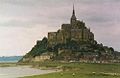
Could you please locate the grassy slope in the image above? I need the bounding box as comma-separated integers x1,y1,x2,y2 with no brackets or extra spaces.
22,63,120,78
0,63,17,67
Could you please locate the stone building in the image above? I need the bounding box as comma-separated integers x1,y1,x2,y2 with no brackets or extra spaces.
33,52,54,62
48,5,94,47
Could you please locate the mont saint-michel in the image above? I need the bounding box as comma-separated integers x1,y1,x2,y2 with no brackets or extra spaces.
20,5,120,63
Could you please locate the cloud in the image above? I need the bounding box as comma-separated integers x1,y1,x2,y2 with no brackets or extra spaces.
76,0,120,4
0,25,59,56
0,0,120,56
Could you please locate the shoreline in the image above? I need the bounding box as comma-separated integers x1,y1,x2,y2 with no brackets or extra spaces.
20,63,120,78
0,64,58,78
1,62,120,78
0,62,17,67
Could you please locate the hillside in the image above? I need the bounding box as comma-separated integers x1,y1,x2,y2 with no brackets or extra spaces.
19,5,120,63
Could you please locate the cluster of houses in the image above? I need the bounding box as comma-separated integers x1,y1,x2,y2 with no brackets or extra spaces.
22,50,120,63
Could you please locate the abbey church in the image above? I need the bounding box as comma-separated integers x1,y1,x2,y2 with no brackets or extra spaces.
48,5,94,47
20,5,120,63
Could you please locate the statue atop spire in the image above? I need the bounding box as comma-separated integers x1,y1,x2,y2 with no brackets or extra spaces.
73,4,75,16
71,3,77,26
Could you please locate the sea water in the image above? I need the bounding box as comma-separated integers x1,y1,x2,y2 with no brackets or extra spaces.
0,56,22,63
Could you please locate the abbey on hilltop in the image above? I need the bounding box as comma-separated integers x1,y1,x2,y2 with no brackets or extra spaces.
48,5,94,47
19,5,120,63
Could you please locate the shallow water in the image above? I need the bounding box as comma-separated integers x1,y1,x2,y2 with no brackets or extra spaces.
0,66,56,78
0,56,22,63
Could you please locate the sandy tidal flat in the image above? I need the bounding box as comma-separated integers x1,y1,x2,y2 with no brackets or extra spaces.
0,66,56,78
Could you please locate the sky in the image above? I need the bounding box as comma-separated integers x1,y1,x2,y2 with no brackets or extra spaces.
0,0,120,56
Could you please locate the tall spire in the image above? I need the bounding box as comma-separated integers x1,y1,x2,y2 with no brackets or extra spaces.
72,4,75,16
71,3,76,24
71,3,76,19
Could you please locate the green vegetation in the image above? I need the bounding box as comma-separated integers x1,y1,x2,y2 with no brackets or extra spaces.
21,62,120,78
0,63,17,67
24,37,48,58
20,35,118,62
19,36,117,63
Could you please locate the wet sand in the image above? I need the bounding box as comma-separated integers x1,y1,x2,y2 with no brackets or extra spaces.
0,66,57,78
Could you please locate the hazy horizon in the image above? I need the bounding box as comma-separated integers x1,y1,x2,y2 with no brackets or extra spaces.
0,0,120,56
